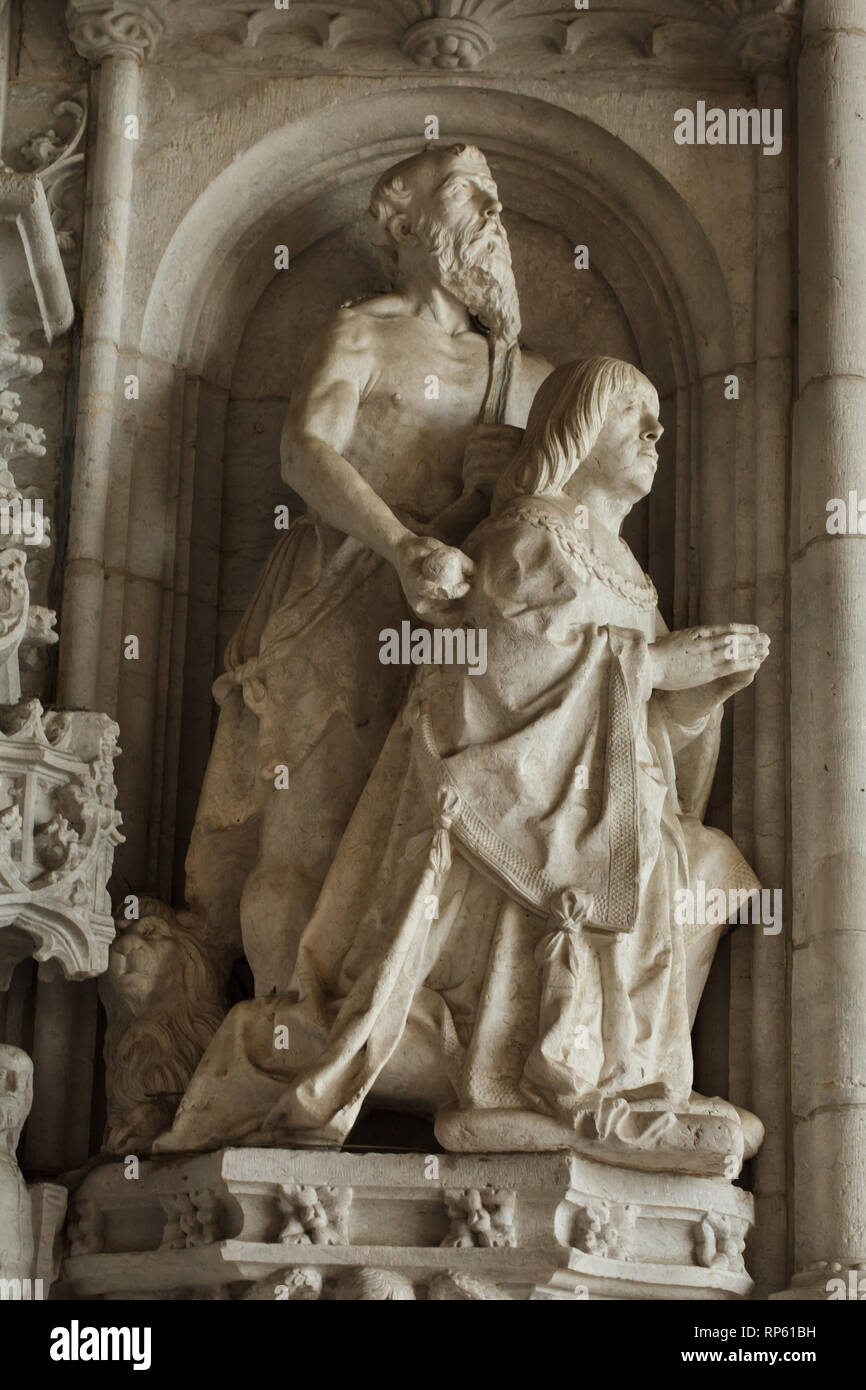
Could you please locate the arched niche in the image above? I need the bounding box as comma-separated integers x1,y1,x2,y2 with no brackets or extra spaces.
112,87,739,945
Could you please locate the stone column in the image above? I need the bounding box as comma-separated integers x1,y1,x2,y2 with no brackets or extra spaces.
726,6,798,1300
784,0,866,1298
0,0,10,151
58,1,162,711
22,2,162,1174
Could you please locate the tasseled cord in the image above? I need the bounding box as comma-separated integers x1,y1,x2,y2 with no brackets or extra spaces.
521,886,598,1115
535,887,593,976
416,787,461,932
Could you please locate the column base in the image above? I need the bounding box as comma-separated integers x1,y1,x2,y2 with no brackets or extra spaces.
771,1262,866,1301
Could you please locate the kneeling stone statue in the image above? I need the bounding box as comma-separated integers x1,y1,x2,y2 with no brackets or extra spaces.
0,1044,66,1292
156,358,768,1178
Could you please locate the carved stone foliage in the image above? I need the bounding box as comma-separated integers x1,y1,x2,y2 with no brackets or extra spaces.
17,91,88,262
0,336,41,394
0,551,31,707
441,1187,516,1249
693,1212,748,1273
0,699,123,989
132,0,801,74
243,1265,503,1298
571,1200,639,1260
160,1191,224,1249
277,1183,351,1246
66,1,164,63
0,337,54,705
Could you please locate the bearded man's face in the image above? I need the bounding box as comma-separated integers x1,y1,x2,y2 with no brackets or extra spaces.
408,161,522,344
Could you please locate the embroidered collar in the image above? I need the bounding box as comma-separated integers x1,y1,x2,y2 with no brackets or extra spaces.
491,499,658,610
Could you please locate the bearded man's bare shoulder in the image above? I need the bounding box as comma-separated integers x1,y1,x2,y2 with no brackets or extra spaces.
312,296,415,360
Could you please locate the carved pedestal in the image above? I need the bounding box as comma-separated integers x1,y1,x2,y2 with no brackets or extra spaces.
0,700,123,987
58,1148,756,1301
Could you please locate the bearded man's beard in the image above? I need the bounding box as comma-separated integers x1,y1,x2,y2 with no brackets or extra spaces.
417,214,522,344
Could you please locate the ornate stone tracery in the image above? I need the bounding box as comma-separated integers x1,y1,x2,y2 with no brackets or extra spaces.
0,337,123,997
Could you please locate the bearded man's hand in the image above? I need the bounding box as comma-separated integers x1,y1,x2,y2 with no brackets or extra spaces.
393,534,474,620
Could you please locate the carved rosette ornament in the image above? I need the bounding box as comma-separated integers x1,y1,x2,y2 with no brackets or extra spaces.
65,0,164,63
401,17,495,70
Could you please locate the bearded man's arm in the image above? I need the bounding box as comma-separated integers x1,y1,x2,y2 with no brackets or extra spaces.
281,309,407,559
280,308,474,617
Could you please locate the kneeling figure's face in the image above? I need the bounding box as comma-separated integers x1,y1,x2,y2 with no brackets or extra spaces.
585,379,663,502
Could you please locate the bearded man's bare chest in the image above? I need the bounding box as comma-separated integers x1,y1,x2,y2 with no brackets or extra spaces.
346,323,490,517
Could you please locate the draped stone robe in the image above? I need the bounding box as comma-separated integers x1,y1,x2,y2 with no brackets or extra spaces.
0,1149,34,1279
159,493,759,1154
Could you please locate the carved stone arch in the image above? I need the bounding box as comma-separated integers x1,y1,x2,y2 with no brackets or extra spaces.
115,85,738,902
